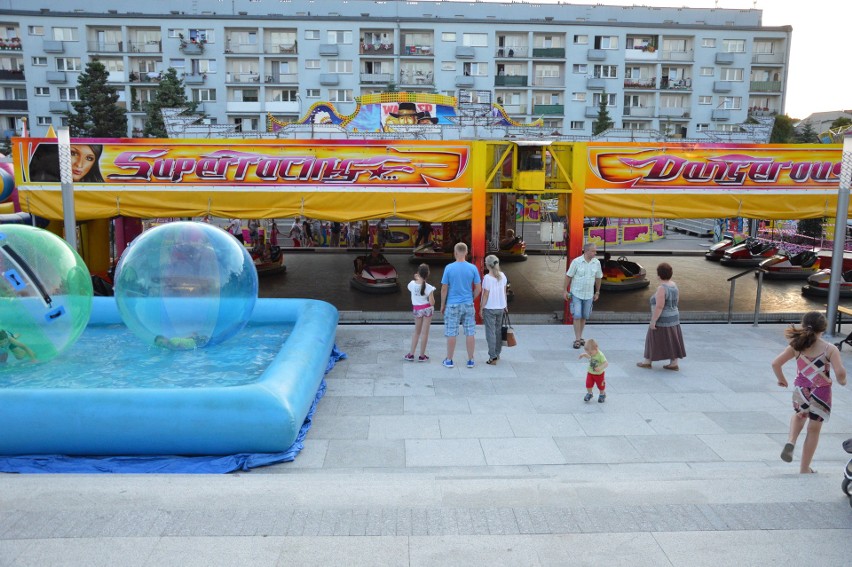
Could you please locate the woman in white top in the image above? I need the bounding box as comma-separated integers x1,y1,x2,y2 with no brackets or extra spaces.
480,255,508,365
405,263,436,362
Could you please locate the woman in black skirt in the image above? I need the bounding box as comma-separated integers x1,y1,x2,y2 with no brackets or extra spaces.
636,262,686,371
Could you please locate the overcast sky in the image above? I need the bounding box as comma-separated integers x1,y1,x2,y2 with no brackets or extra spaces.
485,0,849,119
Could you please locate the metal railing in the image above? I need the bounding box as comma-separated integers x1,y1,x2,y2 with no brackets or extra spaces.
727,267,765,325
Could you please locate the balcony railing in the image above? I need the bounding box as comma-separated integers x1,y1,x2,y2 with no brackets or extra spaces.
660,77,692,90
265,42,298,54
623,78,656,89
659,49,693,62
128,40,162,53
658,107,689,118
586,77,606,90
399,71,433,85
533,104,564,115
713,81,733,93
225,41,261,54
624,45,658,60
46,71,67,83
749,80,782,92
624,105,655,117
49,101,70,113
499,104,526,114
0,40,23,51
226,72,261,83
455,75,475,88
183,73,206,85
43,40,64,53
0,100,27,111
712,108,731,121
265,73,298,84
751,52,784,64
532,76,564,87
0,69,25,81
360,72,392,84
495,46,527,58
401,44,434,56
359,42,393,55
179,42,204,55
87,41,124,53
587,49,606,61
129,72,162,83
495,75,528,87
715,52,735,65
455,46,475,59
532,47,565,58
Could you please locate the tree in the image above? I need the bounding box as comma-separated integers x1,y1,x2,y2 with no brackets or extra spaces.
769,114,795,143
142,68,198,138
67,60,127,137
830,116,852,130
592,91,613,135
796,218,823,239
795,121,820,144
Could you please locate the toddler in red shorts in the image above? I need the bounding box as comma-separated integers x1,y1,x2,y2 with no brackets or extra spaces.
579,338,608,403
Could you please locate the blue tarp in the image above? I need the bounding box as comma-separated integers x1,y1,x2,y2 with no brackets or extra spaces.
0,345,346,474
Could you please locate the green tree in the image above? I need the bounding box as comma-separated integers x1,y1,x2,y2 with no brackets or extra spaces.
830,116,852,130
797,218,823,239
592,92,613,135
795,121,820,144
769,114,795,143
142,68,198,138
67,60,127,137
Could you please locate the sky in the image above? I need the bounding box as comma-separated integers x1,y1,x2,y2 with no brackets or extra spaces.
499,0,850,119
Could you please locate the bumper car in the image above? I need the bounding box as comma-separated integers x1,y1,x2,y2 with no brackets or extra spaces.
351,257,399,294
705,233,746,261
600,255,650,292
410,241,454,265
801,269,852,298
252,246,287,276
495,240,528,262
758,250,818,280
720,239,778,267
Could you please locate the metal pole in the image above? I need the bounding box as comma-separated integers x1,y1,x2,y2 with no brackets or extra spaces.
826,135,852,338
57,127,77,251
727,279,736,324
754,270,764,326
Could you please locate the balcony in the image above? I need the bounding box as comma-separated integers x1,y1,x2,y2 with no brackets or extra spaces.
532,76,563,87
0,100,27,111
751,52,784,65
128,40,162,53
360,72,392,84
401,45,433,56
495,75,528,87
43,40,64,53
499,104,526,114
399,71,433,86
319,44,339,56
0,69,24,81
226,102,261,113
455,75,475,88
225,41,261,54
749,80,782,92
658,107,689,118
455,46,475,59
623,105,655,117
586,77,606,90
0,39,22,51
713,81,733,93
623,78,656,89
624,45,658,61
532,47,565,58
46,71,67,83
359,42,393,55
265,101,299,113
183,73,206,85
586,49,606,61
496,46,527,58
660,77,692,90
659,49,693,62
106,71,126,83
226,72,261,84
266,42,298,54
179,42,204,55
87,41,124,53
712,108,731,121
129,72,162,83
748,107,777,117
49,101,70,113
584,106,601,118
715,52,735,65
319,74,339,86
266,73,298,84
533,104,564,115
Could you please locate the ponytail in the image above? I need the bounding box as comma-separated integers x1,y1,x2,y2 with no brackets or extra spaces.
417,263,430,296
785,310,827,352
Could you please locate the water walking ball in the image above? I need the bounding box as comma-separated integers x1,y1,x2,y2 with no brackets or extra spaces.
0,224,93,367
0,163,14,203
114,221,258,349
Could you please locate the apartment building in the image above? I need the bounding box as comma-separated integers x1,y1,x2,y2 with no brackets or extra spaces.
0,0,791,139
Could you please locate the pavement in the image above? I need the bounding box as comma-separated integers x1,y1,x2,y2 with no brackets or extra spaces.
2,322,851,566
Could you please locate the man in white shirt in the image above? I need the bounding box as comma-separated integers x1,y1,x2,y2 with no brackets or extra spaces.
563,242,602,349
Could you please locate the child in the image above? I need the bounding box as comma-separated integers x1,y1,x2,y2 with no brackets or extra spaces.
771,311,847,474
405,263,435,362
0,330,37,363
579,338,608,402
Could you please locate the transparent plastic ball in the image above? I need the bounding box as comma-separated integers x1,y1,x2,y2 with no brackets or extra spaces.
114,221,258,349
0,224,93,367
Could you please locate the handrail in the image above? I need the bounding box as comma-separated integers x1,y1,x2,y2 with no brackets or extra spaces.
726,267,765,325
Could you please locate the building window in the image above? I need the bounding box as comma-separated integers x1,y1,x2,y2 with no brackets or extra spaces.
235,88,259,102
306,89,320,98
56,58,82,71
305,30,320,40
572,92,586,102
305,59,320,69
572,64,587,74
269,89,297,102
36,116,52,126
623,121,646,130
169,58,185,68
31,56,47,66
722,39,745,53
701,38,716,48
168,29,182,38
696,123,710,131
328,59,352,73
592,93,616,107
700,67,714,77
573,34,588,45
441,61,456,71
327,31,353,45
721,68,743,81
195,59,217,73
535,64,560,78
52,27,78,42
462,62,488,76
698,95,712,105
594,36,618,49
192,88,216,102
27,25,43,36
135,89,156,104
720,96,742,110
441,32,456,42
462,33,487,47
232,117,258,132
753,40,774,54
189,29,213,43
570,121,585,130
59,87,79,101
329,89,353,102
34,87,50,96
593,65,618,79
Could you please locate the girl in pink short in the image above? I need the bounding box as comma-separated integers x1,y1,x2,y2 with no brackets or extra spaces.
405,263,435,362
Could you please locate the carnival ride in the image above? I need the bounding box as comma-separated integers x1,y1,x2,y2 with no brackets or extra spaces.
758,250,819,280
705,233,747,261
719,238,779,267
599,254,650,292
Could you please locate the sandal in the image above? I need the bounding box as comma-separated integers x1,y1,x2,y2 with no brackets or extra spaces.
780,443,794,463
579,339,585,346
486,358,497,365
636,362,652,369
573,340,582,349
663,364,679,371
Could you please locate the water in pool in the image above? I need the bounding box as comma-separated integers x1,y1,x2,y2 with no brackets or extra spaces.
0,323,293,389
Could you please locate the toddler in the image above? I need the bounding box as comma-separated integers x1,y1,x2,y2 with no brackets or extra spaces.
579,338,608,402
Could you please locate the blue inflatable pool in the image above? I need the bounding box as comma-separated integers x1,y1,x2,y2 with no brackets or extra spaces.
0,297,338,456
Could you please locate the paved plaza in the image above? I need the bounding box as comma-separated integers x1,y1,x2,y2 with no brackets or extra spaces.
1,321,851,566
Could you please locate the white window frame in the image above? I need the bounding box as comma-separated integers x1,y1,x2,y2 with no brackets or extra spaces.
721,68,744,81
168,29,182,38
52,27,78,42
59,87,79,102
34,86,50,96
305,30,320,40
593,65,618,79
572,92,586,102
441,32,456,42
592,93,616,107
329,89,353,102
462,33,487,47
573,34,588,45
698,95,712,105
570,121,585,130
441,61,456,71
328,59,352,74
327,30,353,45
56,57,82,71
306,88,320,98
36,116,52,126
28,25,43,36
305,59,320,69
722,39,745,53
572,64,587,74
192,88,216,102
720,96,742,110
700,67,714,77
701,38,716,48
596,36,618,50
31,56,47,66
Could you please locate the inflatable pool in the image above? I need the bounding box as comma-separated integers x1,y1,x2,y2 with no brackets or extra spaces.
0,297,338,456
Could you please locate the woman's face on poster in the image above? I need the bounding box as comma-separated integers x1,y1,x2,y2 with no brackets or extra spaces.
70,145,97,181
